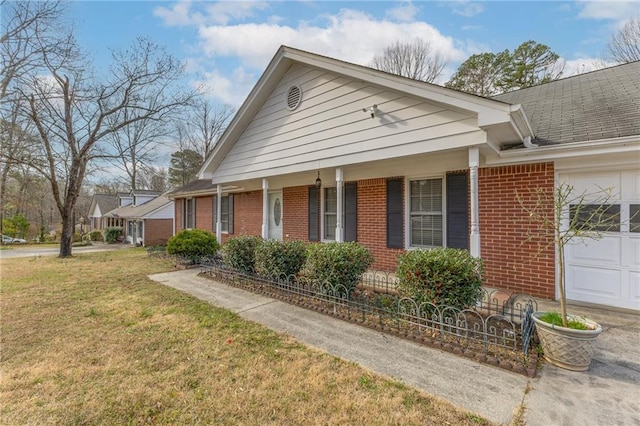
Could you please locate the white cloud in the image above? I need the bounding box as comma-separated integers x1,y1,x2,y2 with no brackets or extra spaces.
154,0,198,27
562,57,616,76
444,1,485,18
203,1,269,25
160,5,469,107
385,1,420,22
154,0,270,26
197,8,465,72
577,0,640,21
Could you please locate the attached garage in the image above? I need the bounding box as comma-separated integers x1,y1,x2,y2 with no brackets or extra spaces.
560,169,640,311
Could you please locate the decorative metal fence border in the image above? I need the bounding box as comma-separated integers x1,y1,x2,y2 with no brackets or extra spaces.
192,258,539,377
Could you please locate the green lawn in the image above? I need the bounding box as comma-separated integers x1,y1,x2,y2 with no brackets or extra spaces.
0,249,492,425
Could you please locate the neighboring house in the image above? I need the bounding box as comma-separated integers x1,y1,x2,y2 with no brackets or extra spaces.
169,46,639,311
88,193,122,231
104,191,174,246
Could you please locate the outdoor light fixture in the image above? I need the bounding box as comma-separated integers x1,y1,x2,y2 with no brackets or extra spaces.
362,104,378,119
315,171,322,188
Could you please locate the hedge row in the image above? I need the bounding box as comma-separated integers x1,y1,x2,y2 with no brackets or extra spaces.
166,230,484,309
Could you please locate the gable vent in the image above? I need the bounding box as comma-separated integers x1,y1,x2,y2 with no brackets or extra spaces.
286,85,302,110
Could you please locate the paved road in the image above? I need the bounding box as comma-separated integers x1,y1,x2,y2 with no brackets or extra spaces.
0,243,133,259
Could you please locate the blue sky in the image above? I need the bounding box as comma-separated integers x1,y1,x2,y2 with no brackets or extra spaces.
68,1,640,109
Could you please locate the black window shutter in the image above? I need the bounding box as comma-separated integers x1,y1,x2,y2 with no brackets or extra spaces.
228,194,234,235
308,186,319,241
386,178,403,248
182,199,187,229
344,182,357,242
446,173,469,249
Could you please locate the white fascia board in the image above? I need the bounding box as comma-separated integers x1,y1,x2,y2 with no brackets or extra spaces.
211,130,486,184
484,136,640,166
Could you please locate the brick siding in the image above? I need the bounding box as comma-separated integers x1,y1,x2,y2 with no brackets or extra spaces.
143,219,173,246
478,162,555,299
357,178,405,271
283,186,309,240
229,190,262,243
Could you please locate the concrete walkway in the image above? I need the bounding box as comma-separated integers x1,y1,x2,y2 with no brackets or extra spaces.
149,269,640,426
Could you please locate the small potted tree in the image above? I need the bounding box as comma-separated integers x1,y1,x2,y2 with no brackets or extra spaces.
517,182,618,371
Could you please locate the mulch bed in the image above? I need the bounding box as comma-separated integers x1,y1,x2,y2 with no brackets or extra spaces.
200,267,540,377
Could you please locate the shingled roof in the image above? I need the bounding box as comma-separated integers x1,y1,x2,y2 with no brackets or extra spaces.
493,61,640,146
166,179,217,197
90,193,118,216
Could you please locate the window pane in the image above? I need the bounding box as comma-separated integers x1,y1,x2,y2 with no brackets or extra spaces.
570,204,620,233
324,188,337,240
221,196,229,233
186,199,195,228
409,178,443,247
631,205,640,233
324,188,337,213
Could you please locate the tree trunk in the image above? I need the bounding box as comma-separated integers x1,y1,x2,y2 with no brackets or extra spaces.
59,209,74,257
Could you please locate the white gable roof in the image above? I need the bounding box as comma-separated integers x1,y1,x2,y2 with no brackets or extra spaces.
200,46,532,184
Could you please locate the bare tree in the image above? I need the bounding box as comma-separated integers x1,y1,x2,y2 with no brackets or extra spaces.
1,0,65,101
17,34,194,257
369,39,447,83
184,97,234,159
607,16,640,64
101,108,172,190
137,165,169,192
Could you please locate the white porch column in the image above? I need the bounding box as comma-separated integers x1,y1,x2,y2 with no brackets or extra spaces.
261,178,269,240
335,168,344,242
216,184,222,243
468,146,481,257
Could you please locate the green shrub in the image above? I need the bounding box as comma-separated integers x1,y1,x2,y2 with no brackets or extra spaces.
222,235,263,273
90,230,103,242
305,242,374,291
166,229,220,261
104,227,122,243
395,248,484,309
255,239,307,279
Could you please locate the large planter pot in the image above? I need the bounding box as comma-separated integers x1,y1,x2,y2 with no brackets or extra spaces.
532,312,602,371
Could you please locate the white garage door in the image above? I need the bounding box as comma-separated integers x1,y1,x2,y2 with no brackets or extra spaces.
561,170,640,311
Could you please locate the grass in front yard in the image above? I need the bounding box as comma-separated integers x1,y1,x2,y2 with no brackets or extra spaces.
1,249,492,425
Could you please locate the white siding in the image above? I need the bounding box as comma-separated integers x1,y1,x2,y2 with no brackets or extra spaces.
146,203,174,220
213,64,479,182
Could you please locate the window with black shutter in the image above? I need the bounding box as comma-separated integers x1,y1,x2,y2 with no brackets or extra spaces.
308,186,320,241
386,178,403,248
344,182,357,242
446,173,469,249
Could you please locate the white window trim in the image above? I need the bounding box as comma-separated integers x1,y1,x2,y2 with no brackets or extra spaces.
321,186,338,242
404,175,447,250
184,198,195,230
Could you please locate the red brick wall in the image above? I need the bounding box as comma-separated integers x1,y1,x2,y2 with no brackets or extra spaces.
478,162,555,299
143,219,173,246
195,196,214,232
229,191,262,243
283,186,309,241
358,178,405,271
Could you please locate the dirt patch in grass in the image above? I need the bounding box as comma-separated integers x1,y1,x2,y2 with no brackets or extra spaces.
1,249,493,425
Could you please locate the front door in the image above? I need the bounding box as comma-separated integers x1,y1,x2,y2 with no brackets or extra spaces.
268,191,283,240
